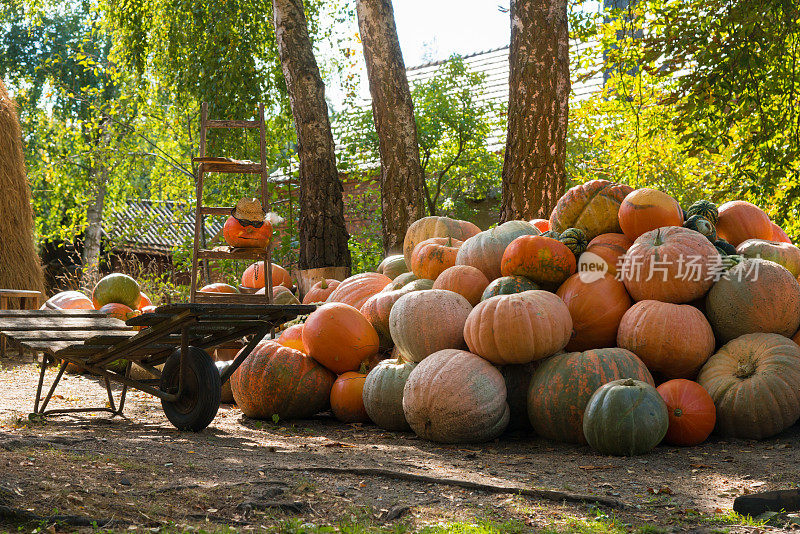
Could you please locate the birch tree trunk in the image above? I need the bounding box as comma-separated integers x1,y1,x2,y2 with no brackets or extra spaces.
273,0,351,270
81,119,109,288
499,0,570,222
356,0,425,254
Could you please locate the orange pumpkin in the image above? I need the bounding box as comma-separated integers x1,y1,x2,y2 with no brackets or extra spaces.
409,237,463,280
327,272,392,309
584,233,632,275
41,291,94,310
360,278,432,348
771,222,792,243
302,302,380,374
199,283,239,293
277,324,305,352
230,340,334,420
431,265,489,306
618,188,684,240
656,379,716,446
530,219,550,232
715,200,772,246
464,290,572,365
617,300,715,379
403,216,481,267
455,221,539,280
330,372,370,423
241,261,292,289
500,235,576,286
302,279,341,304
223,216,272,249
137,292,153,310
556,273,631,352
621,226,719,303
99,303,137,322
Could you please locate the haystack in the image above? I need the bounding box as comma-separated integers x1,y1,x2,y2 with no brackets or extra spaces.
0,78,45,296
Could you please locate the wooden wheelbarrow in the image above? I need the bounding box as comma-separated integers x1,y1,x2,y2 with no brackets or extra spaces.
0,303,314,431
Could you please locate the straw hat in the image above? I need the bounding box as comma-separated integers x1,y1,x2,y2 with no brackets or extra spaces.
232,198,266,226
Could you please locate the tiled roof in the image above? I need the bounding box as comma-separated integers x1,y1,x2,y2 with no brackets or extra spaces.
103,199,224,254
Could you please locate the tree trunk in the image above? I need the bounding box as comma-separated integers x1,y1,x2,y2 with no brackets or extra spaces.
81,120,109,289
273,0,351,270
356,0,425,254
499,0,570,222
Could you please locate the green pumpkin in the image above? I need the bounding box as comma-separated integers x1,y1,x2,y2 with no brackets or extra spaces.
540,230,561,239
714,239,737,256
686,199,719,225
558,228,588,257
376,255,409,280
383,272,418,291
481,276,540,301
683,215,717,242
582,378,668,456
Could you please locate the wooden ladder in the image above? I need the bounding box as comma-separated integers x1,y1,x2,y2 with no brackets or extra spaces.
189,102,274,305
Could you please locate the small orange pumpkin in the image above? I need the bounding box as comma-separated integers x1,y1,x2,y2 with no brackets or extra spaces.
303,302,380,374
431,265,489,306
241,262,292,289
199,283,239,294
277,324,305,352
302,279,341,304
618,188,684,240
99,303,137,322
330,372,370,423
530,219,550,232
410,237,463,280
500,235,576,286
137,292,153,310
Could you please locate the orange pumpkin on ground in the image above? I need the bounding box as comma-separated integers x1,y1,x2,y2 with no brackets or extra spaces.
621,226,719,303
556,273,631,352
409,237,463,280
530,219,550,232
223,216,272,249
277,324,305,352
656,379,716,446
617,300,715,379
500,235,576,286
403,216,481,267
584,233,632,275
618,188,684,240
330,372,370,423
549,179,634,240
302,279,341,304
464,290,572,365
41,291,94,310
241,262,292,289
230,340,334,420
715,200,772,246
326,272,392,309
302,302,380,374
199,283,239,294
771,222,792,243
432,265,489,306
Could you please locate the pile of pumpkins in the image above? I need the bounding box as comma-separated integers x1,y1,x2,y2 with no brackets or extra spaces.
43,273,154,319
230,179,800,456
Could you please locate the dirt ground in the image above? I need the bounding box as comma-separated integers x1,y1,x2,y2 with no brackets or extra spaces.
1,351,798,533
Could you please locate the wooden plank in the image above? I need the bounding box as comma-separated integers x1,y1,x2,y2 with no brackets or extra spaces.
194,292,271,305
0,289,42,298
8,329,134,342
196,247,269,260
0,309,104,318
84,333,181,346
198,161,263,174
203,119,261,129
19,340,90,353
198,206,234,217
155,303,316,316
0,317,127,331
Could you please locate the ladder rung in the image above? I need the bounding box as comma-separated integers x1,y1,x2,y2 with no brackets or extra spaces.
199,162,264,174
197,248,270,260
205,119,262,129
198,206,234,216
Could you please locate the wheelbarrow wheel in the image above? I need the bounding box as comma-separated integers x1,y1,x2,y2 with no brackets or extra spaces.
160,346,221,431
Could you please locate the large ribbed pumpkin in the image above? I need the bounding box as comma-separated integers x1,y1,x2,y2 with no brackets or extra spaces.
715,200,772,246
464,291,572,365
410,237,463,280
360,278,433,348
230,341,335,420
403,349,509,443
454,220,540,280
617,300,715,379
583,378,668,456
656,379,716,446
376,254,409,279
302,279,340,304
527,348,654,444
403,216,481,267
327,272,392,310
302,302,380,374
705,258,800,343
556,273,631,352
736,239,800,277
362,358,417,431
500,235,577,286
481,275,539,301
697,333,800,439
92,273,141,309
618,188,684,241
241,261,292,289
621,226,718,303
432,265,489,306
584,233,632,275
549,180,634,240
389,290,473,362
42,291,95,310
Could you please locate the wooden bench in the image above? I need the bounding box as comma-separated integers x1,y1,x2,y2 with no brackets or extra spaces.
0,289,43,358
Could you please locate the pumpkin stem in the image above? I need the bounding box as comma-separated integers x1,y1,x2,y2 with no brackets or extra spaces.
673,407,683,417
735,359,758,379
320,279,329,289
622,378,637,387
653,229,663,246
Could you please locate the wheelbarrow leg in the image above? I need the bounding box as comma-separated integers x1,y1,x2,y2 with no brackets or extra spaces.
39,360,68,413
115,361,131,416
104,376,117,413
33,355,49,414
